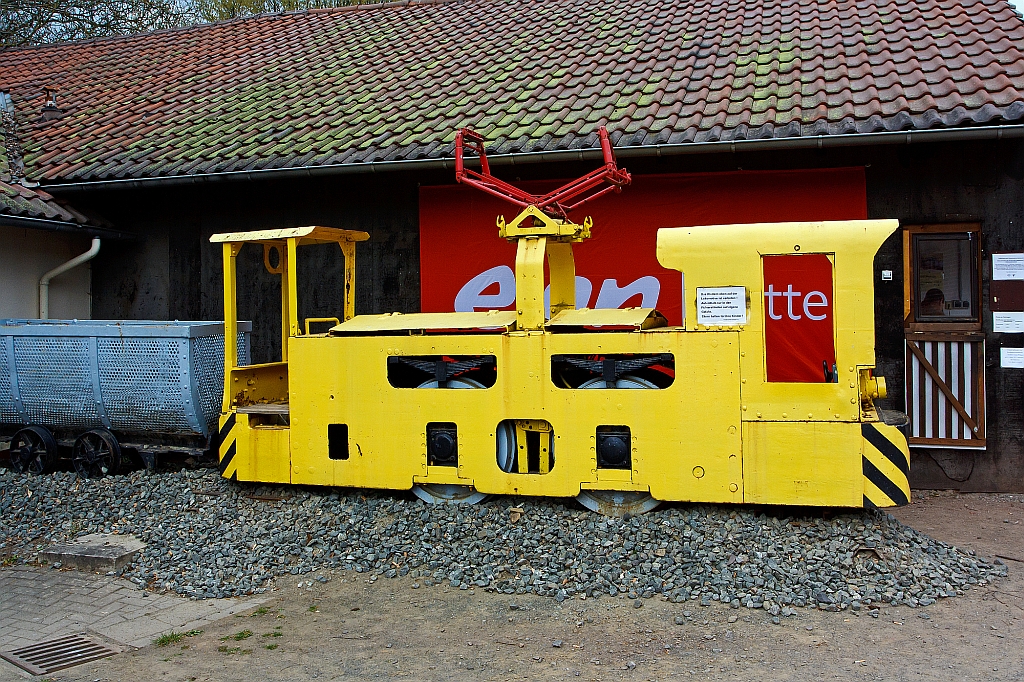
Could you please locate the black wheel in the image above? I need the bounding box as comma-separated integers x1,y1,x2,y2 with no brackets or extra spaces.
8,426,58,475
72,429,122,478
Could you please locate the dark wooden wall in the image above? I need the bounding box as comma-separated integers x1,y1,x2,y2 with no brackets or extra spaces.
85,174,422,364
61,138,1024,492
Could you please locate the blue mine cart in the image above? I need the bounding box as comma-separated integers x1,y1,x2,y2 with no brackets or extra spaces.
0,320,250,477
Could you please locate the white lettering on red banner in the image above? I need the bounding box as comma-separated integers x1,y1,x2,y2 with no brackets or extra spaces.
455,271,661,315
762,254,837,383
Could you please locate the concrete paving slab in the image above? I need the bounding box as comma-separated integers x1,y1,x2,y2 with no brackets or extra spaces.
39,533,146,573
0,566,267,652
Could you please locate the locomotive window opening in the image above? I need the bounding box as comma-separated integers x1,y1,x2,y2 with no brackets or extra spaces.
387,355,496,388
550,354,674,389
328,424,349,460
496,419,555,474
912,233,978,323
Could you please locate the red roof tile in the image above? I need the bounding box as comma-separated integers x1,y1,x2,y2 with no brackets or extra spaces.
0,178,102,225
0,0,1023,184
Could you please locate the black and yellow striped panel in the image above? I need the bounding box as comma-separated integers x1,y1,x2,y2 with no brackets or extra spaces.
861,422,910,508
218,412,239,481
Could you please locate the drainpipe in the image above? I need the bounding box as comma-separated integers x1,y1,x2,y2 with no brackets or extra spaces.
38,237,101,319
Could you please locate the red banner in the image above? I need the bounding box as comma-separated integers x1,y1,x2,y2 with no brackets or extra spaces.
762,254,837,383
419,168,866,325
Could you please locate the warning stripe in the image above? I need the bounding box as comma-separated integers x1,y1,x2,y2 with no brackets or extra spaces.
218,413,235,444
862,422,909,476
219,441,237,475
861,422,911,508
218,413,238,478
863,457,908,506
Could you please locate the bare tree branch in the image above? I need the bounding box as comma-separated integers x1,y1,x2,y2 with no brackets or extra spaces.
2,0,379,46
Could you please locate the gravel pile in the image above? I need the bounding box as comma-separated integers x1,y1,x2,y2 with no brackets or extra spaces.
0,467,1007,614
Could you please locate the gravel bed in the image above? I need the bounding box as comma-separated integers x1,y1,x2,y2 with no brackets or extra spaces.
0,467,1007,615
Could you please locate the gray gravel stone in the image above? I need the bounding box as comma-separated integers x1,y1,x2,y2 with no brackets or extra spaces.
0,468,1007,604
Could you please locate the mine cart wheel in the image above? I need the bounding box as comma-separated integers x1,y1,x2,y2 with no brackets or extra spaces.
8,426,58,475
72,429,122,478
412,484,488,505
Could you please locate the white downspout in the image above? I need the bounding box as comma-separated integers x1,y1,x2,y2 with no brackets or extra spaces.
39,237,101,319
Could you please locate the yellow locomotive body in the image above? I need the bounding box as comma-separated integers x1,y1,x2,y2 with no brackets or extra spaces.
213,208,910,514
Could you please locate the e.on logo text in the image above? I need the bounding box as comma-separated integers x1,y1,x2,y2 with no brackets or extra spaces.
762,254,837,383
454,265,663,314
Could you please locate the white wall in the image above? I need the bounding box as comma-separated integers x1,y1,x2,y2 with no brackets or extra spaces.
0,225,93,319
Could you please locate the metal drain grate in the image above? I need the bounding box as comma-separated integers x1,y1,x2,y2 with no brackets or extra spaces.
0,634,120,674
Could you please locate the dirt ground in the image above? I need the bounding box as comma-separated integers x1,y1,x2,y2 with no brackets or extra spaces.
35,492,1024,681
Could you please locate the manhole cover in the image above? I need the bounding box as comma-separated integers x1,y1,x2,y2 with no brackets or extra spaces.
0,634,120,674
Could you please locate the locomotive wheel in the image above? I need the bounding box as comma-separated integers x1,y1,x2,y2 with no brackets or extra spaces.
412,376,486,505
576,373,661,390
575,374,661,516
577,490,661,517
8,426,58,475
72,429,122,478
412,484,488,505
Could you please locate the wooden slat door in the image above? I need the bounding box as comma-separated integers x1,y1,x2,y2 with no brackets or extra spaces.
904,333,985,447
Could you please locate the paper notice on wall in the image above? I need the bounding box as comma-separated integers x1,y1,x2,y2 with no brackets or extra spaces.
993,254,1024,280
994,312,1024,333
1001,347,1024,368
696,287,747,326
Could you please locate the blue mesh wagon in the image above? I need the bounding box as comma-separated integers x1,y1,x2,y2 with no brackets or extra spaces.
0,320,250,476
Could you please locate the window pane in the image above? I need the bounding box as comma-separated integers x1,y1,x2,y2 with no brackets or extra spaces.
914,234,976,321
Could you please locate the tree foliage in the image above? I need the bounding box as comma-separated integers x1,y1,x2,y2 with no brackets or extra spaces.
191,0,370,23
2,0,190,46
1,0,375,47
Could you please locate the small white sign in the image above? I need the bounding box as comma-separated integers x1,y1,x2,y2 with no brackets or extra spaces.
993,253,1024,280
696,286,747,326
994,312,1024,333
881,270,893,281
1001,347,1024,368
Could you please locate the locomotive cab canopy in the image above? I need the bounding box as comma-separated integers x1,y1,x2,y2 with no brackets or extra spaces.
211,226,369,414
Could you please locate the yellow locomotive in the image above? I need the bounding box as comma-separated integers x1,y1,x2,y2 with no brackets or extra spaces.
212,128,910,516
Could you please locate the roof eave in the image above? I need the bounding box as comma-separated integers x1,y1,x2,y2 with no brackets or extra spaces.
41,124,1024,193
0,214,135,239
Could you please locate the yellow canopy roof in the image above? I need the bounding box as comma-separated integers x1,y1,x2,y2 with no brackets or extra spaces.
210,225,369,245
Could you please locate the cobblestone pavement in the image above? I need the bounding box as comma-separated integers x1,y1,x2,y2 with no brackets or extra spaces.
0,565,265,679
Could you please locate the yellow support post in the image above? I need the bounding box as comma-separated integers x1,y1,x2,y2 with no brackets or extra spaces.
221,242,242,413
341,239,357,321
278,245,290,362
515,237,547,330
286,237,300,341
546,240,576,316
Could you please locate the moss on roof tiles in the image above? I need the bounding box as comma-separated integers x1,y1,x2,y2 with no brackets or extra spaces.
3,0,1024,182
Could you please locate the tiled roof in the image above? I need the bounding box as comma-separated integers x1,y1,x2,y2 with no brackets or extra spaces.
1,0,1023,183
0,178,103,225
